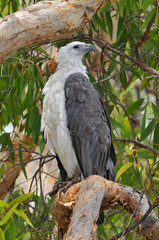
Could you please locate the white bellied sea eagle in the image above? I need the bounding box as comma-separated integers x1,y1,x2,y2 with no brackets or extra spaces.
41,41,116,197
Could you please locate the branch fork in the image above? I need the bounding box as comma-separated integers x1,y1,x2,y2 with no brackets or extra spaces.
51,175,159,240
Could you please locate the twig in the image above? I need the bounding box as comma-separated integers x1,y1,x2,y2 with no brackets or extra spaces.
113,138,159,155
119,193,144,239
93,62,136,84
137,8,157,48
75,35,159,77
109,197,159,240
107,208,125,217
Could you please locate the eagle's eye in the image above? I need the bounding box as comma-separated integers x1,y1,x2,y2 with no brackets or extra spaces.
73,45,79,49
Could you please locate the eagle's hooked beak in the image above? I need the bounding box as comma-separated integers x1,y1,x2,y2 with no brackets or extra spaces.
83,44,96,53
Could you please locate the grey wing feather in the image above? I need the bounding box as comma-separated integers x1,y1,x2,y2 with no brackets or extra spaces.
65,72,116,181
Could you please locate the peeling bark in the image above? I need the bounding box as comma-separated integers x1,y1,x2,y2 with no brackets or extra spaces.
0,0,104,63
51,175,159,240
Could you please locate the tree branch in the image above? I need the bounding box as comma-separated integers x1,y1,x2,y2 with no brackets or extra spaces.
51,175,159,240
109,199,159,240
137,7,157,48
113,138,159,155
78,34,159,77
0,0,104,63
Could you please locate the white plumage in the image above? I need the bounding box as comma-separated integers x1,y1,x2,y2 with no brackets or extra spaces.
41,42,87,178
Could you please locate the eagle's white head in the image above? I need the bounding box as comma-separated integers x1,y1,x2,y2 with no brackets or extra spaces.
42,41,96,94
56,41,96,71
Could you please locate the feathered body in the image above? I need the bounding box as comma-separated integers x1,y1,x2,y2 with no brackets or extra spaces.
41,41,116,183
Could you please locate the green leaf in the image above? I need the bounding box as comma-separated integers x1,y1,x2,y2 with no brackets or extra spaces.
97,224,108,238
125,0,131,14
140,110,146,136
0,134,14,160
119,0,125,17
32,112,41,144
117,143,125,160
19,149,28,179
120,71,127,90
28,105,37,127
0,164,5,182
23,232,31,240
93,13,107,33
1,102,7,111
5,218,16,240
100,4,111,13
127,99,144,115
150,38,159,50
142,8,156,29
8,138,15,161
1,107,8,125
130,67,141,80
111,118,124,129
155,7,158,26
140,77,149,91
0,133,10,145
0,204,18,226
9,192,33,207
0,200,10,209
117,15,123,37
39,138,46,153
139,119,155,142
151,103,159,118
0,228,5,240
21,141,36,148
143,0,150,13
115,162,134,181
108,61,117,74
14,210,34,228
153,122,159,151
116,27,127,48
106,12,113,39
91,17,98,33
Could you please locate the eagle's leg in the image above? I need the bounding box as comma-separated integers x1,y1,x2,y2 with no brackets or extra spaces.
45,181,68,198
46,168,81,198
59,173,81,197
53,181,68,195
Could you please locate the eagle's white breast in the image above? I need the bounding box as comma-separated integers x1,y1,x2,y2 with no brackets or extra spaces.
41,61,87,178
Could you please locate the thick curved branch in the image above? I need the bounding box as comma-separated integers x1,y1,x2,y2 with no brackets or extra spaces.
0,0,104,63
51,175,159,240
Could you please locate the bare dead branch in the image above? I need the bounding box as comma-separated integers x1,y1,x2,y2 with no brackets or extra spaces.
137,7,157,48
0,0,104,63
51,175,159,240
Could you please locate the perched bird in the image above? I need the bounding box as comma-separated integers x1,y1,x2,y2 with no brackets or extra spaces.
41,41,116,197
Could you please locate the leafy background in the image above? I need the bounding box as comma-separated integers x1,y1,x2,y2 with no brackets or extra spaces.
0,0,159,239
